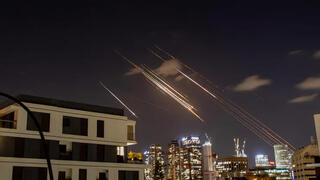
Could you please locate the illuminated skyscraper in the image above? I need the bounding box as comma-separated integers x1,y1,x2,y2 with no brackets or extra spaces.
202,140,215,180
255,154,270,167
274,144,291,169
181,136,202,180
144,144,165,180
167,140,184,180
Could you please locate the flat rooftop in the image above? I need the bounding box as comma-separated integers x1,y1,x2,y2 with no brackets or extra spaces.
1,94,124,116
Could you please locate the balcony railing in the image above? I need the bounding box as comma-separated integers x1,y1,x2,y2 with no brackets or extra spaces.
0,119,17,129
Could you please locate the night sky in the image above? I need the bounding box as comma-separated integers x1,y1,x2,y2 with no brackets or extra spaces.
1,1,320,166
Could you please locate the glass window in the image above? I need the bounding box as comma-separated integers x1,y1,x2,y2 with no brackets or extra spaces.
12,166,47,180
62,116,88,136
97,145,105,161
0,111,16,129
127,125,134,141
97,120,104,138
118,171,139,180
27,112,50,132
117,147,124,156
79,169,87,180
99,171,108,180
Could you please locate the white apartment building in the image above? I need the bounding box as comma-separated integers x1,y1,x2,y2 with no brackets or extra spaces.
0,95,145,180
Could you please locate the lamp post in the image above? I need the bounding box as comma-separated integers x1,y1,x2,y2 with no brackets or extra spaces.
0,92,54,180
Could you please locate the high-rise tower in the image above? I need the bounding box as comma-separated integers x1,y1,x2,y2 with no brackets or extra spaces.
202,136,215,180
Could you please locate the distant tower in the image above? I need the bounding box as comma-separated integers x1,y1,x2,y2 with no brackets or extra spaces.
274,144,291,169
234,138,247,157
255,154,270,167
168,140,183,180
181,136,202,180
144,144,165,180
202,135,215,180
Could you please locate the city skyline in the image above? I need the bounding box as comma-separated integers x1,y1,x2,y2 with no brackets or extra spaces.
1,0,320,167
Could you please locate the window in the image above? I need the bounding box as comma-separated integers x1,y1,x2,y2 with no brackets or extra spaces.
60,144,67,153
97,120,104,138
80,143,88,161
79,169,87,180
117,147,124,156
99,172,108,180
58,171,66,180
127,125,134,141
0,111,16,129
118,171,139,180
62,116,88,136
97,145,105,162
117,146,125,163
12,167,47,180
27,112,50,132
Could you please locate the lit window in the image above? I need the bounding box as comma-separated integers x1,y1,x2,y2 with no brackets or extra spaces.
117,146,124,156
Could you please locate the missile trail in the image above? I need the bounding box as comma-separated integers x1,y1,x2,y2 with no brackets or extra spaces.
149,46,296,150
99,81,138,118
177,70,287,147
141,65,203,122
115,51,203,122
177,69,217,99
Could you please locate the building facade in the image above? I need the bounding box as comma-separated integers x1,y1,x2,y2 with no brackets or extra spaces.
0,95,145,180
144,144,165,180
216,156,248,179
292,137,320,180
247,168,291,180
255,154,270,167
202,140,215,180
314,114,320,153
181,136,202,180
274,144,291,169
167,140,183,180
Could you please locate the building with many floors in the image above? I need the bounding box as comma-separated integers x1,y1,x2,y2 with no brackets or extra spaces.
255,154,270,168
314,114,320,154
216,156,248,179
274,144,292,169
0,95,145,180
292,137,320,180
144,144,165,180
167,140,183,180
181,136,202,180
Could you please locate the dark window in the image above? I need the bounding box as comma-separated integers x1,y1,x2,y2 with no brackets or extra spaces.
97,145,105,162
58,171,66,180
127,125,134,141
99,172,107,180
40,141,50,158
105,145,117,163
60,145,67,153
80,143,88,161
27,112,50,132
14,138,25,157
79,169,87,180
118,171,139,180
63,116,88,136
0,111,16,129
97,120,104,138
59,144,72,160
12,166,47,180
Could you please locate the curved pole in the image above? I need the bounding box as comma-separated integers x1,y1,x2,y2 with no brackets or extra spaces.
0,92,54,180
